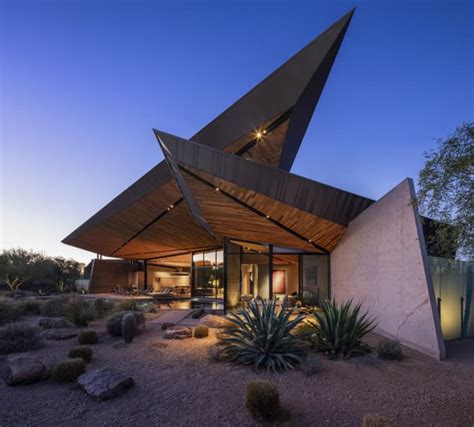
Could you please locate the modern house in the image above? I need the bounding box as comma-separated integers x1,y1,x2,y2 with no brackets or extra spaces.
63,10,473,359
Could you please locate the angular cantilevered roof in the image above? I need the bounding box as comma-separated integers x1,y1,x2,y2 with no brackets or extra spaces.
63,10,362,259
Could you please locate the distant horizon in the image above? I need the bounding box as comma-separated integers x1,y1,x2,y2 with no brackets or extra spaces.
1,0,473,264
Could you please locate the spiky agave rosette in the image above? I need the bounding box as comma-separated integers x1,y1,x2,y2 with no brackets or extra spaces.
220,299,307,371
309,299,377,358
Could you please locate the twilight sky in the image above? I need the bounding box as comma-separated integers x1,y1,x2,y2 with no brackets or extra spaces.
1,0,473,264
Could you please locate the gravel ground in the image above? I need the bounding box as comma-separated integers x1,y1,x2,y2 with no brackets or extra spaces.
0,317,473,427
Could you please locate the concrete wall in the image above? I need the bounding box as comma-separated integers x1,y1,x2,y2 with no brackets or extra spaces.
331,178,446,359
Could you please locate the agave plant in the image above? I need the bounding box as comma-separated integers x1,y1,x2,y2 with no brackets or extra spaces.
221,299,307,371
310,299,376,358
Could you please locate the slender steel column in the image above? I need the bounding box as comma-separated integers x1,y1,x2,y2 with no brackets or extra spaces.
269,244,273,300
143,259,148,291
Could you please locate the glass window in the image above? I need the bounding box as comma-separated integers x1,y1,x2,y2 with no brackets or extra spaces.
191,248,224,300
302,255,329,306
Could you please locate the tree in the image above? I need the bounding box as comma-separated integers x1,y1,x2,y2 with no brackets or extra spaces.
0,249,84,292
51,257,83,292
417,122,473,260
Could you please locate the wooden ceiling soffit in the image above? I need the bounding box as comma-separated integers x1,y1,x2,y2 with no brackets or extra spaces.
62,10,355,253
154,130,374,227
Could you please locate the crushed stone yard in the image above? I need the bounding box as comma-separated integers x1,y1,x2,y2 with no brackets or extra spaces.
1,313,473,427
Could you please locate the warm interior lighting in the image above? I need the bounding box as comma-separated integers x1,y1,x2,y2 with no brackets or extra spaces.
262,130,267,134
265,215,270,219
308,239,312,243
256,131,263,139
215,187,220,192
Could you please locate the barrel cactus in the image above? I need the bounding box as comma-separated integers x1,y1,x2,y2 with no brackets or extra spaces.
122,312,137,343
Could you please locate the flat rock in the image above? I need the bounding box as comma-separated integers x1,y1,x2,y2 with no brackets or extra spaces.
2,354,49,386
78,367,134,401
39,317,75,329
201,314,234,329
164,327,192,339
40,329,78,340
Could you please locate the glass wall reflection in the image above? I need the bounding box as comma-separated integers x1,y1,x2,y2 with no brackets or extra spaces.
430,256,474,340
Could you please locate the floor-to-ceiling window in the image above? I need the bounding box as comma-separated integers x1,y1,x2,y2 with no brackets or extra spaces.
301,254,330,306
191,249,224,299
224,239,330,308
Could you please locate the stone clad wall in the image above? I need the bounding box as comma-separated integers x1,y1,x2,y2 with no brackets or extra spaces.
331,179,446,359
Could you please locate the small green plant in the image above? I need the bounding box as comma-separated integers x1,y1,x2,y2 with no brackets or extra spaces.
0,301,21,325
77,330,98,345
65,297,94,327
0,323,42,355
362,414,394,427
246,380,280,420
377,338,403,360
310,299,376,358
221,299,307,371
69,345,93,363
122,312,137,343
194,325,209,338
51,358,86,382
106,311,145,337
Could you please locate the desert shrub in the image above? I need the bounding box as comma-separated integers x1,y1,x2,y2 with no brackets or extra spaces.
0,301,21,325
41,296,70,317
106,311,145,337
77,330,98,345
51,358,86,382
246,380,280,420
93,298,115,318
65,297,94,327
194,325,209,338
310,299,376,358
0,323,42,355
69,345,93,363
377,338,402,360
362,414,394,427
16,298,42,315
111,300,144,313
221,299,306,371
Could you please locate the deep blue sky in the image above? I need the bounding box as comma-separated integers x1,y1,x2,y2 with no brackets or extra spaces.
1,0,473,263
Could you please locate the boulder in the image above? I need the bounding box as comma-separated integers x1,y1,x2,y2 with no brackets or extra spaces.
40,329,78,340
2,354,49,386
78,368,134,401
164,327,192,339
201,314,234,329
161,322,175,331
39,317,75,329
